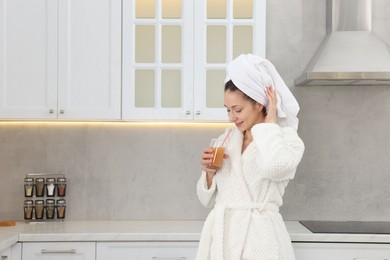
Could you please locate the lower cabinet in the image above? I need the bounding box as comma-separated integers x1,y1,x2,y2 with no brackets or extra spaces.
96,242,199,260
16,240,390,260
0,246,11,260
0,243,21,260
21,242,95,260
293,242,390,260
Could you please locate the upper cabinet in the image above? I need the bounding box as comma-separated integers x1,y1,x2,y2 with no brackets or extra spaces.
0,0,265,121
122,0,266,120
0,0,121,119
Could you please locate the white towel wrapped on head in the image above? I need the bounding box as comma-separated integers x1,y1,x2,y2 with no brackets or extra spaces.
225,54,300,130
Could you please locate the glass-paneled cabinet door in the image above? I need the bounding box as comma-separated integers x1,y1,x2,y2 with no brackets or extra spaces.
193,0,266,120
122,0,194,120
122,0,266,120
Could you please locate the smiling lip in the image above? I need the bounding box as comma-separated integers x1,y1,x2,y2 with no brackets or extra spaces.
235,122,243,127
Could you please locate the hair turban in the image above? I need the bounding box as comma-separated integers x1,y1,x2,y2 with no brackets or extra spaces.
225,54,300,130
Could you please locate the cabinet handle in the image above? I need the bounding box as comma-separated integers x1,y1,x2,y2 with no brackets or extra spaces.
152,258,186,260
41,249,77,254
196,110,201,115
59,109,65,114
1,256,9,259
49,109,54,114
186,111,191,115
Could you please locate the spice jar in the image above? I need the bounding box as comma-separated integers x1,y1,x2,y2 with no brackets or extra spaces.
35,200,44,219
24,200,33,220
24,178,34,197
56,199,66,219
35,178,45,197
56,177,67,197
46,178,56,197
46,199,55,219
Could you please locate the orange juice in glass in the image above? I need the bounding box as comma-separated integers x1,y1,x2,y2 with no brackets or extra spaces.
210,138,225,168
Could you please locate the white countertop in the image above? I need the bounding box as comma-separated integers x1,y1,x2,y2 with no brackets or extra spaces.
1,221,390,251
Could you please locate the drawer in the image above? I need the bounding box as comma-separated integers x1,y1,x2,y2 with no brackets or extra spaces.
97,242,199,260
22,242,95,260
294,242,390,260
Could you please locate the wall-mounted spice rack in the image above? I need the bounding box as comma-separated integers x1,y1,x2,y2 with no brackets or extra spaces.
23,173,67,222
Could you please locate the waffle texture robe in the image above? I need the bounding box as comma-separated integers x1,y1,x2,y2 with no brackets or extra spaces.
196,123,305,260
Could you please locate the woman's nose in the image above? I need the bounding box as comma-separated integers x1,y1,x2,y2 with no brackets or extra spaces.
228,112,236,122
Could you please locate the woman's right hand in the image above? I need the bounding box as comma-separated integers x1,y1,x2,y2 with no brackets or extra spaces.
200,147,218,173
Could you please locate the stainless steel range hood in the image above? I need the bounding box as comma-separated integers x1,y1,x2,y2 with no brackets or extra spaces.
295,0,390,86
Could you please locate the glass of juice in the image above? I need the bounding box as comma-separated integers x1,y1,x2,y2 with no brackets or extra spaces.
210,138,225,168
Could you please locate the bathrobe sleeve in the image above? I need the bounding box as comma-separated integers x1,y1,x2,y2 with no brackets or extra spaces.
251,123,305,181
196,171,217,208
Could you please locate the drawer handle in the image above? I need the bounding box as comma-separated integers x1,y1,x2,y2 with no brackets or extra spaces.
152,258,186,260
1,256,9,259
41,249,77,254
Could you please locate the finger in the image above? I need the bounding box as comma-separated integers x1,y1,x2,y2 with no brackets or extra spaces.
203,147,214,153
201,159,211,165
202,153,214,162
202,152,213,158
265,86,272,96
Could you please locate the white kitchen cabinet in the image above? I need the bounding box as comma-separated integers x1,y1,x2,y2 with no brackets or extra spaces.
0,0,121,120
96,242,198,260
0,243,22,260
0,246,11,260
11,243,22,260
22,242,95,260
293,242,390,260
122,0,266,120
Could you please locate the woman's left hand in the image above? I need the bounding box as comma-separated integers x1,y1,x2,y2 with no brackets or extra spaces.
264,85,277,124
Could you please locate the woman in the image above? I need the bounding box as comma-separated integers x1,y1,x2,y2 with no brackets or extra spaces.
196,54,305,260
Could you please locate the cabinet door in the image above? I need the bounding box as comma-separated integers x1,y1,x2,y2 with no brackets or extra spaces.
0,243,21,260
0,246,11,260
12,243,22,260
122,0,193,120
122,0,266,121
22,242,95,260
193,0,266,120
97,242,198,260
57,0,121,119
0,0,58,119
293,242,390,260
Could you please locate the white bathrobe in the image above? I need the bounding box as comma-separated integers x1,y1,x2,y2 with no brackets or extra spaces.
196,123,305,260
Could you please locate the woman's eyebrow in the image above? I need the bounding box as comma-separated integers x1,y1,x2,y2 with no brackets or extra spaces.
224,105,242,109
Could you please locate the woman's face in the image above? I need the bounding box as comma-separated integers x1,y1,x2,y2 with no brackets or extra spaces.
224,90,265,132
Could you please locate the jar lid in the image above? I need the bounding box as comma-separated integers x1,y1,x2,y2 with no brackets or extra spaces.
46,199,55,204
46,178,55,183
57,177,66,182
56,199,66,204
35,200,44,205
24,200,33,205
35,178,45,182
24,178,34,182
